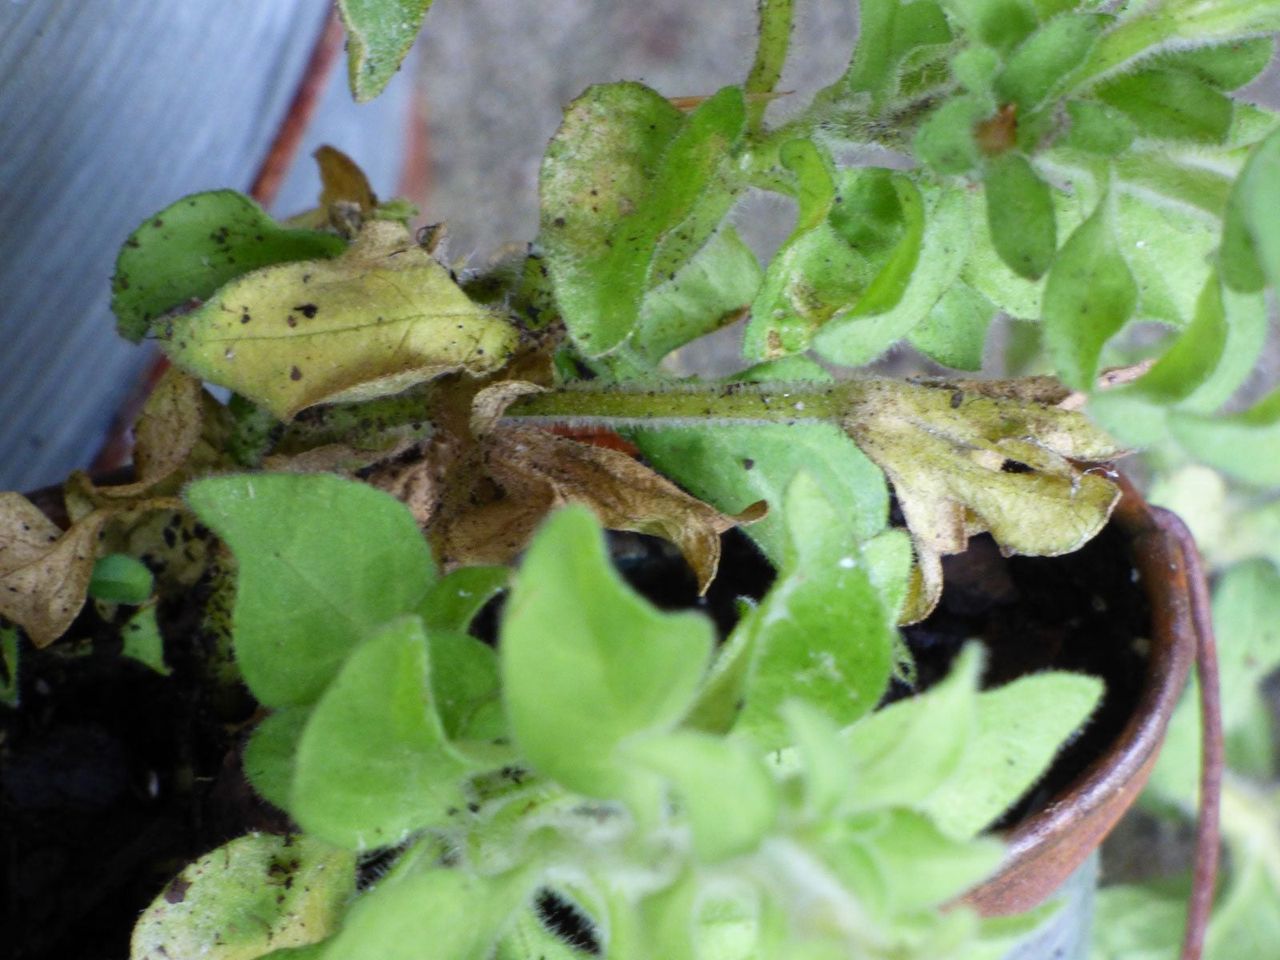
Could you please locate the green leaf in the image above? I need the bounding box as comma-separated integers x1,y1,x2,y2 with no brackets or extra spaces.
1153,36,1275,91
984,153,1057,280
840,645,982,811
1059,100,1135,155
540,84,745,356
744,141,868,359
920,671,1102,838
1222,126,1280,293
937,0,1037,51
907,282,997,371
501,506,713,799
426,629,504,742
185,473,437,707
814,182,974,365
112,191,345,343
131,833,355,960
995,13,1105,109
1042,196,1138,389
1113,192,1220,327
815,808,1003,916
1095,68,1233,144
244,707,311,811
0,624,17,708
291,617,474,850
1171,390,1280,487
1125,272,1228,403
915,95,990,175
419,566,509,634
628,731,778,862
159,222,517,420
121,604,170,676
320,864,534,960
735,474,901,750
630,226,762,366
337,0,434,102
88,553,154,604
839,0,952,104
631,421,889,567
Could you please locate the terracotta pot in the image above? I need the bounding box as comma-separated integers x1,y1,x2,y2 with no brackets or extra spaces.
962,480,1201,917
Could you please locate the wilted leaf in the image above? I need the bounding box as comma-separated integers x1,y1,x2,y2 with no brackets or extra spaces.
338,0,435,102
112,191,345,342
131,833,355,960
0,497,110,648
431,423,761,593
158,221,518,420
841,378,1124,618
316,144,378,213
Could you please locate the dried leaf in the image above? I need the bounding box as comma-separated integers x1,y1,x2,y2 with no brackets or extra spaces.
0,497,110,647
316,144,378,213
158,221,519,420
842,378,1124,619
426,426,761,593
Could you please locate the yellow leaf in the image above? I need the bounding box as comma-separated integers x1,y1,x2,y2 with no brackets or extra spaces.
842,378,1125,620
158,221,519,420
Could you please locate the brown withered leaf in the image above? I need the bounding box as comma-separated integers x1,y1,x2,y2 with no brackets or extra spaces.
0,496,111,647
431,425,763,592
842,377,1126,621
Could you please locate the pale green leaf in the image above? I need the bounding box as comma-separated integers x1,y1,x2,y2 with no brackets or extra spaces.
426,628,504,742
1059,100,1136,155
501,506,713,799
419,565,509,634
915,95,990,174
628,731,778,862
291,617,474,850
540,84,744,356
921,671,1103,838
131,834,355,960
631,226,762,366
838,0,952,105
120,604,170,676
320,865,534,960
735,474,900,749
908,282,997,371
814,183,974,366
1223,126,1280,293
840,645,982,811
338,0,434,102
112,191,345,342
1155,36,1276,91
185,473,437,707
159,221,517,420
1125,272,1228,403
1042,197,1138,390
1171,390,1280,487
632,420,888,567
244,707,310,811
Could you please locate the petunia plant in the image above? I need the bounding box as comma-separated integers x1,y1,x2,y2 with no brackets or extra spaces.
1,0,1278,957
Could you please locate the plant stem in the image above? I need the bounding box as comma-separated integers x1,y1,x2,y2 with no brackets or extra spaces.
746,0,795,133
502,380,849,428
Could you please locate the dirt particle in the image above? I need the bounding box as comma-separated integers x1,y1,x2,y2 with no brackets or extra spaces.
294,303,319,318
163,877,191,904
290,366,303,381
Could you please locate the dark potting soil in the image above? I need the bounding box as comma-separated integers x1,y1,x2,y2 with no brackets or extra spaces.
0,517,1149,960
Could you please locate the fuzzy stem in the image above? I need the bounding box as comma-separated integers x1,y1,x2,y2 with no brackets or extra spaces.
746,0,795,132
502,380,852,429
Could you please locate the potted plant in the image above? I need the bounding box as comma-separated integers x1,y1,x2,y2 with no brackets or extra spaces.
3,0,1276,957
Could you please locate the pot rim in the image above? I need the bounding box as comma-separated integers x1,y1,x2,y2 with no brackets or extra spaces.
963,478,1200,916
